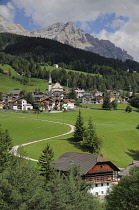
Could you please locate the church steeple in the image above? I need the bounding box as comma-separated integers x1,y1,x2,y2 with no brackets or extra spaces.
48,71,52,96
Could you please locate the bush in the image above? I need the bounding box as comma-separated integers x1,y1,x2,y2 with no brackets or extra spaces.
136,124,139,129
125,105,132,113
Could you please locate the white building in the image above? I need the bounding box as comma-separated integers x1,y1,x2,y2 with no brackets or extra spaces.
9,98,33,110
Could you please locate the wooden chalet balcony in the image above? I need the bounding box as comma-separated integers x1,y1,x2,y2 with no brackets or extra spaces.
85,171,118,183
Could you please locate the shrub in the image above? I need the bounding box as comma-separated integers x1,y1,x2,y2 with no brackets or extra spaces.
125,105,132,113
136,124,139,129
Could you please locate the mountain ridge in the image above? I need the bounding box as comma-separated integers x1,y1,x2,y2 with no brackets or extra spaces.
0,15,133,61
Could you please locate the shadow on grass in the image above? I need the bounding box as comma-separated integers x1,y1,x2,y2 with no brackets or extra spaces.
66,137,82,150
126,149,139,160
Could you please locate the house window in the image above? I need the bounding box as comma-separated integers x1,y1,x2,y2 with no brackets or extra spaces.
96,192,98,196
95,184,98,187
107,183,109,186
101,183,103,187
101,191,104,194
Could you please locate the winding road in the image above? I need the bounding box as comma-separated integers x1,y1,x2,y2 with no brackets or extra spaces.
2,114,75,162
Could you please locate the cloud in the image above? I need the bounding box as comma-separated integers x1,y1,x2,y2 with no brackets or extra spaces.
93,28,139,61
0,2,15,22
10,0,139,61
111,19,127,29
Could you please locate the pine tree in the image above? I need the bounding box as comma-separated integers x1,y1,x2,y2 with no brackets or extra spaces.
74,109,85,142
38,144,55,183
80,118,101,153
0,125,13,172
102,96,111,110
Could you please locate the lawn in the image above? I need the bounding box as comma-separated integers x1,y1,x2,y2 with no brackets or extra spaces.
0,107,139,168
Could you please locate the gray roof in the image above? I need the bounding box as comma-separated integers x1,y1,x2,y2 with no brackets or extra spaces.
53,152,118,174
119,160,139,177
7,90,21,95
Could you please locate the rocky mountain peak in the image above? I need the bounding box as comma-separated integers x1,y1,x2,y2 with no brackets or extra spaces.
0,15,29,36
0,16,133,61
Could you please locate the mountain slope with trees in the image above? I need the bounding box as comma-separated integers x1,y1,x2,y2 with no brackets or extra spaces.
0,33,139,91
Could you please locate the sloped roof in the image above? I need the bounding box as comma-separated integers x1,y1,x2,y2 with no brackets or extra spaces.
53,152,119,174
7,90,21,95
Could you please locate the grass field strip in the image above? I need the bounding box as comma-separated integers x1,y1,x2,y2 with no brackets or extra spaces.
0,114,75,162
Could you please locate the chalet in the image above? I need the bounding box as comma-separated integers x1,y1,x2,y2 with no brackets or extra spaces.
92,96,104,104
40,97,55,111
53,152,120,197
40,98,75,111
7,90,22,97
109,96,116,102
8,97,33,111
74,88,85,98
80,92,93,104
94,91,103,97
106,90,122,96
63,99,75,110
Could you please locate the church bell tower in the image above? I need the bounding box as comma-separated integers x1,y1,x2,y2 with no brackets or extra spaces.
48,71,52,96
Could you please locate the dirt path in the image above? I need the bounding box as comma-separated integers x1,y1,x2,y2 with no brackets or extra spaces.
1,114,75,162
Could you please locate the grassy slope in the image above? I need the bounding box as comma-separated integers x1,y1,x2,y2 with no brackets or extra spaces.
0,106,139,168
0,73,48,93
41,65,97,76
0,64,98,93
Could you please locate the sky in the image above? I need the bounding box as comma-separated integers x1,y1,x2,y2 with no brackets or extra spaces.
0,0,139,62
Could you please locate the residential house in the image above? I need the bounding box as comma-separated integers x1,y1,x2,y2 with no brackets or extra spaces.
63,99,75,110
94,91,103,97
0,101,5,109
92,96,104,104
40,98,75,111
40,97,55,111
106,90,122,96
8,97,33,111
7,90,22,97
53,152,120,197
53,64,59,68
74,88,85,98
80,92,93,104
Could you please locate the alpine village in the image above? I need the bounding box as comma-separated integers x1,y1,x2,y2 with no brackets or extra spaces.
1,15,139,210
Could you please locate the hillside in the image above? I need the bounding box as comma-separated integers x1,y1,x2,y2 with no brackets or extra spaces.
0,15,133,61
0,33,139,72
30,21,133,61
0,33,139,92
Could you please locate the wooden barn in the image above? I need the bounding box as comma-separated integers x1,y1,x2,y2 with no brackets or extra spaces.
53,152,120,197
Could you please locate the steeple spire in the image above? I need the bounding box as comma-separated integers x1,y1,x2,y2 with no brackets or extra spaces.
48,71,52,96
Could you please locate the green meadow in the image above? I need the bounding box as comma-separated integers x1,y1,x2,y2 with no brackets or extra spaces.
0,72,48,93
0,64,97,93
0,105,139,168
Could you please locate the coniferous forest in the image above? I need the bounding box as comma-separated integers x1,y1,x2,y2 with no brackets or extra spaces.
0,33,139,91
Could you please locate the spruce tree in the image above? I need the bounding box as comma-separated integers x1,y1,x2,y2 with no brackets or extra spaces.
80,117,100,153
102,96,111,110
0,125,13,172
38,144,55,183
74,109,85,142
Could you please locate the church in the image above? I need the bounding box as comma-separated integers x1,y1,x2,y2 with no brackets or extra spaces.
47,72,64,99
